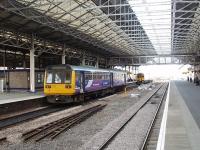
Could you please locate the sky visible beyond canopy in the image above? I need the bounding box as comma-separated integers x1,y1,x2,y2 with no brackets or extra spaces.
129,0,171,54
139,64,191,80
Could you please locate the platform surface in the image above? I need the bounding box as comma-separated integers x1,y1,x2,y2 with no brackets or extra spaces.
175,81,200,127
0,91,45,105
165,81,200,150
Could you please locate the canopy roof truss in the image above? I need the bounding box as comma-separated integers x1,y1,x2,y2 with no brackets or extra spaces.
172,0,200,55
0,0,156,57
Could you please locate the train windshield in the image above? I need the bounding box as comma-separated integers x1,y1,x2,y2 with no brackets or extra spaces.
46,70,71,84
137,73,144,77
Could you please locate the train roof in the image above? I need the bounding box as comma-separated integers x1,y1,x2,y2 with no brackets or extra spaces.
71,65,109,72
46,64,126,73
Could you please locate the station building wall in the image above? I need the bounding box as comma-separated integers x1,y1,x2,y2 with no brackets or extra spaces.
0,69,44,90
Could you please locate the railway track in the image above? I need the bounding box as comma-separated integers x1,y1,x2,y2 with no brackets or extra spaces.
22,104,106,142
0,82,139,131
0,106,69,130
141,83,168,150
96,83,168,150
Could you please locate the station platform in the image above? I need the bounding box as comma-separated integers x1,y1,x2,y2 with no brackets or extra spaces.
164,81,200,150
0,91,45,105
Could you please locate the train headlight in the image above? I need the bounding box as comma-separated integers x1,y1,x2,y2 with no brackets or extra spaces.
45,85,51,88
65,85,71,88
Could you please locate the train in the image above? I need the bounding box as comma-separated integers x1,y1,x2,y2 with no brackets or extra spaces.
44,64,127,103
136,73,144,84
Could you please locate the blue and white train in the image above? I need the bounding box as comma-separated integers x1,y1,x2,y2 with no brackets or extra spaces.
44,64,127,103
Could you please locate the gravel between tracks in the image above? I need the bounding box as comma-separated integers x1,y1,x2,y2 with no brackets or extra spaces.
0,83,157,150
104,104,157,150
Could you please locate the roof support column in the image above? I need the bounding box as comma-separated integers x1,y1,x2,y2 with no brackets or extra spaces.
125,65,127,71
82,52,85,66
62,45,66,64
23,53,26,69
62,55,65,64
95,56,99,68
30,36,35,92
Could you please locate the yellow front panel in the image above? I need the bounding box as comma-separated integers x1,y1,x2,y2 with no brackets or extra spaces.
136,76,144,82
44,71,76,95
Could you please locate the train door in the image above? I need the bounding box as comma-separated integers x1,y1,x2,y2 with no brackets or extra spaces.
124,73,127,85
75,71,84,93
80,71,85,93
110,72,113,87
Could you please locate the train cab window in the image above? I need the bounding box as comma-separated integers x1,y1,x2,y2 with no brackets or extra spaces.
46,72,53,83
46,70,71,84
55,73,62,83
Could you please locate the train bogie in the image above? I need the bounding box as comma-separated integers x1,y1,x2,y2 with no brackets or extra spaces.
46,94,84,104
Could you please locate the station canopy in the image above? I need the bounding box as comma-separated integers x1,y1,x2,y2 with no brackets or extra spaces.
0,0,156,56
0,0,199,57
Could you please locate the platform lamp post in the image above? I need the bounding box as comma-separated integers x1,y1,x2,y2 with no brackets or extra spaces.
30,35,35,93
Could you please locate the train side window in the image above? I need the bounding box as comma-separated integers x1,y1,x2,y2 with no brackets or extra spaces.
85,74,89,80
93,73,96,80
95,73,98,80
103,74,106,80
96,72,102,80
102,73,105,80
107,73,110,80
85,72,92,80
94,72,99,80
103,73,108,80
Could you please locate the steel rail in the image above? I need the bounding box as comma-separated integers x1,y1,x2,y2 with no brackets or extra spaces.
23,104,106,142
36,105,104,141
0,106,67,130
97,83,165,150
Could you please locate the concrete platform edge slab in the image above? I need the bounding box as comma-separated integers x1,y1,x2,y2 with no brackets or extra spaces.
156,82,170,150
0,94,45,105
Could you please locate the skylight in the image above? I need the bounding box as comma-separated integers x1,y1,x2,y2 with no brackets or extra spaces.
128,0,171,54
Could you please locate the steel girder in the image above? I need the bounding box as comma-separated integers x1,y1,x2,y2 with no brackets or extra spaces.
172,0,200,55
0,27,108,66
0,0,158,56
108,54,199,66
91,0,156,55
0,0,125,56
